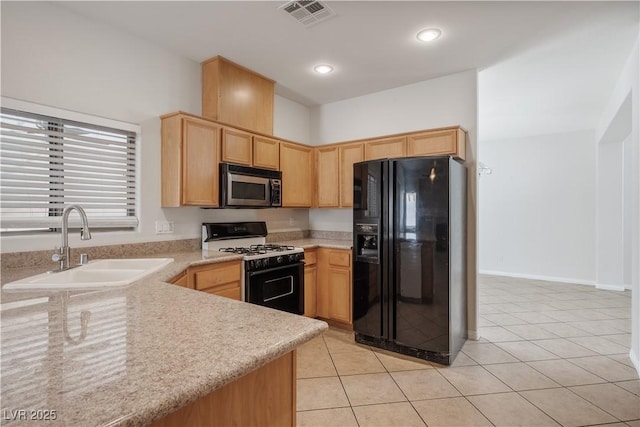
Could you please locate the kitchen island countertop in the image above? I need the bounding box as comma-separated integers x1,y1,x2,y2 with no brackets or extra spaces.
0,248,327,426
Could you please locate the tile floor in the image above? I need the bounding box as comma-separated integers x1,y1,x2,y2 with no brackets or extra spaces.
296,274,639,426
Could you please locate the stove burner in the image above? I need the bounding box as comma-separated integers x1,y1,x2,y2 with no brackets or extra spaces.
218,244,297,255
250,244,296,252
219,247,267,255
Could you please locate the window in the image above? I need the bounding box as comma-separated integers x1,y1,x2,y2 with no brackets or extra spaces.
0,107,138,232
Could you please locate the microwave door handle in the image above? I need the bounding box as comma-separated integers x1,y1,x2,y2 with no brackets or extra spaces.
271,179,282,207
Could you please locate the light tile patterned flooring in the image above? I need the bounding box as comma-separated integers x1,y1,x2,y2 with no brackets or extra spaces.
296,274,639,426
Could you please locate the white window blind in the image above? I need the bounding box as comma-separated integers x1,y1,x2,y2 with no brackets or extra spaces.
0,107,138,231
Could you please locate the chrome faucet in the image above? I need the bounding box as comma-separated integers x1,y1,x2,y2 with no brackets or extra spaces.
51,205,92,271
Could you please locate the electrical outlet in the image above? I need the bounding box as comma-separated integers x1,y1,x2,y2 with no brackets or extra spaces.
155,220,174,234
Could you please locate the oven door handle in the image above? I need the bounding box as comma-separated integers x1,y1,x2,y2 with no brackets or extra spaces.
246,262,304,277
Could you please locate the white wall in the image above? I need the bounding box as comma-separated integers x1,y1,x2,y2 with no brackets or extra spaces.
479,130,597,284
596,138,626,290
308,70,479,338
0,2,312,253
274,95,311,145
596,37,639,375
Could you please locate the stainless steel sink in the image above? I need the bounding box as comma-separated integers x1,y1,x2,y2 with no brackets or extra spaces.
3,258,173,291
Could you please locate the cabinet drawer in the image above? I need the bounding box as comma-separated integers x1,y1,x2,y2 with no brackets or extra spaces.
191,262,241,291
328,251,350,267
202,282,241,300
304,250,317,266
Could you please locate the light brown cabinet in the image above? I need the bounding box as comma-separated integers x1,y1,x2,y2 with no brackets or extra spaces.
316,146,340,207
280,142,314,207
169,271,190,288
161,114,221,207
202,56,275,135
187,260,242,300
317,248,352,326
364,136,406,160
222,127,253,165
407,128,466,159
152,351,295,427
339,143,364,207
304,249,318,318
253,135,280,170
222,129,281,170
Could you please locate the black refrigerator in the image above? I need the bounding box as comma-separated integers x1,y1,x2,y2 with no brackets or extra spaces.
352,156,467,365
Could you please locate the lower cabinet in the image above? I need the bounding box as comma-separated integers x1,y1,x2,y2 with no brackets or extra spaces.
170,260,242,300
152,350,296,427
304,249,317,318
317,248,352,327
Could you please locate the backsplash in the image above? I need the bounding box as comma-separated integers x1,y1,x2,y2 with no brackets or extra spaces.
0,239,200,269
309,230,352,240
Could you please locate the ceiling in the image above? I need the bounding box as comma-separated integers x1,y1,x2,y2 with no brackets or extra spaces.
55,1,639,140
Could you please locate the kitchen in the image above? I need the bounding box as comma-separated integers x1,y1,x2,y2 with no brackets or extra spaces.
1,1,639,426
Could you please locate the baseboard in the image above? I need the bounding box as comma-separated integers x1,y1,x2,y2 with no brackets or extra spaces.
630,348,640,377
467,330,479,341
595,283,628,292
480,270,596,286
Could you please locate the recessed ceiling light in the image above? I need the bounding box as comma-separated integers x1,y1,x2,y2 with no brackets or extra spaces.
416,28,442,42
314,64,334,74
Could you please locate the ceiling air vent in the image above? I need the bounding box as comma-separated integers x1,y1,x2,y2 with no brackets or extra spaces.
280,0,336,27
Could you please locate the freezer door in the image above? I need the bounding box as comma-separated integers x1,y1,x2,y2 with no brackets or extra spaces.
392,157,451,354
353,161,385,339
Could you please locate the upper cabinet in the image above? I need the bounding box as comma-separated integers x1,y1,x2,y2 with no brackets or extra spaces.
315,142,363,209
222,127,253,165
280,142,313,208
252,135,280,170
364,136,406,160
407,128,466,160
316,146,340,208
221,128,280,170
339,143,364,208
202,56,275,135
161,113,221,207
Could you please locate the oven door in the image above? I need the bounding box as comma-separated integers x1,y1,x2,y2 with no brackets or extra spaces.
245,263,304,315
226,173,271,207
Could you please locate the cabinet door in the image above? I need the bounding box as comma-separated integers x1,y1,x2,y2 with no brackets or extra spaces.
328,267,351,324
317,248,352,325
280,142,313,207
182,118,221,206
170,271,190,288
304,265,317,318
253,135,280,170
339,143,363,207
406,128,466,160
316,249,330,319
222,127,253,165
188,261,242,300
316,146,340,207
364,136,406,161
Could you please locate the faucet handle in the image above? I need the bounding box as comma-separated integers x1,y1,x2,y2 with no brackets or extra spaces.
52,247,65,263
79,253,89,265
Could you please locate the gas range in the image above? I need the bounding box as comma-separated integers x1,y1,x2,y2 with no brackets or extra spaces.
202,222,305,315
219,244,305,271
202,223,304,271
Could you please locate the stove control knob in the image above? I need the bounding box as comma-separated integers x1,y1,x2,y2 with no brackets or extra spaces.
254,259,261,268
277,256,284,264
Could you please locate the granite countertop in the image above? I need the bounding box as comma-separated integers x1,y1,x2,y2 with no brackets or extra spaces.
277,238,352,250
0,248,328,426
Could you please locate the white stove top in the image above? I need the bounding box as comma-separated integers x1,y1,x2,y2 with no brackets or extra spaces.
202,236,303,260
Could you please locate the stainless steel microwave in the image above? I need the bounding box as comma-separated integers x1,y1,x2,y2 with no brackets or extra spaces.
220,163,282,208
